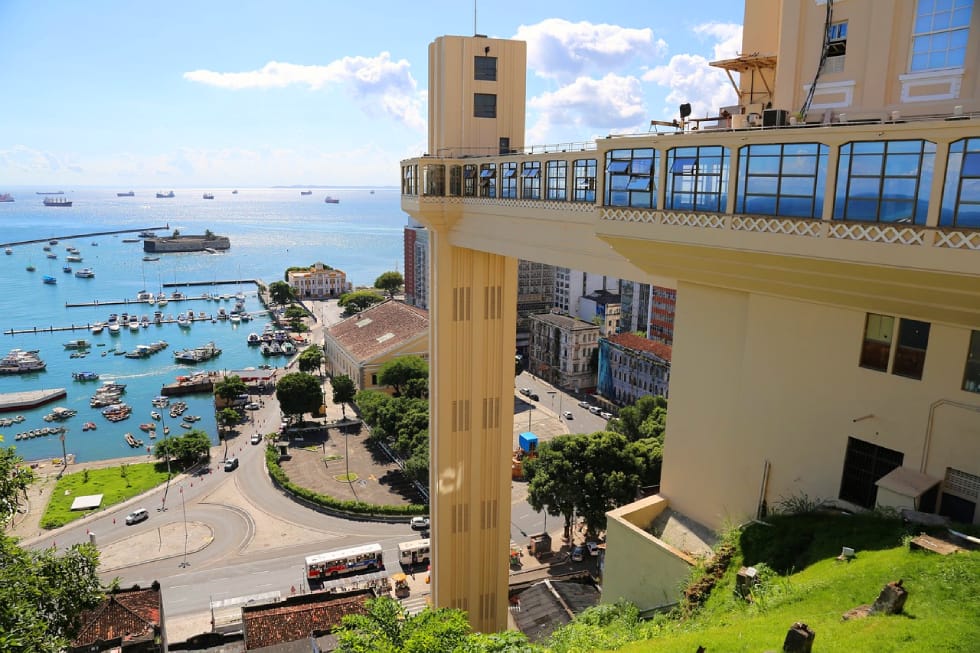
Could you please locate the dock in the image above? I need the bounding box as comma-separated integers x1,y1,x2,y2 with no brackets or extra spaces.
0,388,68,413
0,226,170,249
3,312,267,336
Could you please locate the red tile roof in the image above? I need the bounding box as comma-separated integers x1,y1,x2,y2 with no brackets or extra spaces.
325,300,428,363
72,586,162,648
606,332,673,362
242,591,371,649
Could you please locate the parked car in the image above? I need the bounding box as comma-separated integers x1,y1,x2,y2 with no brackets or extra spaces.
529,393,539,401
600,411,613,419
250,433,263,445
562,411,574,420
578,401,590,408
125,508,148,525
224,457,239,471
571,545,585,562
519,387,531,396
589,406,602,415
244,402,260,410
411,516,430,530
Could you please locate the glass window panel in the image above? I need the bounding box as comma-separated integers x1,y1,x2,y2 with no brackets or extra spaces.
695,194,722,212
846,198,879,219
882,177,916,200
782,155,818,175
630,158,653,175
481,168,495,178
849,177,882,197
503,168,516,178
744,195,778,214
962,152,980,176
607,160,629,173
608,191,629,206
627,176,651,191
750,144,783,156
777,196,816,217
746,176,779,195
672,193,695,210
884,154,923,176
852,142,885,155
911,52,929,70
887,140,928,154
671,157,697,173
850,155,885,176
747,156,781,175
610,175,630,191
879,200,915,222
780,176,817,196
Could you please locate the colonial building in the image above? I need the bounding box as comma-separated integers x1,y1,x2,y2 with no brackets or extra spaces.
597,332,672,405
527,312,600,392
322,299,428,392
70,584,165,652
286,262,351,299
401,0,980,630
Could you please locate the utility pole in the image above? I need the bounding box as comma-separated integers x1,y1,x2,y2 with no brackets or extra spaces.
179,486,189,567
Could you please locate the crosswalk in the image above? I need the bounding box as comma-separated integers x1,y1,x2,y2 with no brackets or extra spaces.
399,591,431,616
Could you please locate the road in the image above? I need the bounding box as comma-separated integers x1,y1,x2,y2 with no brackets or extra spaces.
24,300,595,635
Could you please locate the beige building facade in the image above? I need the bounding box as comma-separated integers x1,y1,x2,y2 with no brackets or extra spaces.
405,1,980,630
286,262,351,299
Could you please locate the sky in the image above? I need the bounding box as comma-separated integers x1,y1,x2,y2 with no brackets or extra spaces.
0,1,745,188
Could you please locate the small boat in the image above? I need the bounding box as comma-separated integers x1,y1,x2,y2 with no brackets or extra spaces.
46,253,58,259
42,275,57,284
66,255,83,262
151,411,161,420
156,191,175,198
324,196,340,204
232,189,238,194
117,191,135,197
142,256,160,262
74,268,95,278
138,230,156,238
203,192,214,200
4,248,12,255
82,421,97,431
26,264,35,272
138,423,156,432
121,238,140,243
64,339,90,349
72,371,99,381
300,190,313,195
108,323,120,334
63,264,72,273
90,322,105,334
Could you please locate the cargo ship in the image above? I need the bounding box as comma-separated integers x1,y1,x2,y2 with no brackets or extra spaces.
0,193,13,202
43,196,72,207
156,190,175,198
117,191,135,197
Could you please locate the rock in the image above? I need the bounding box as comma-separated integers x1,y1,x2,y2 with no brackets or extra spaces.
782,622,815,652
871,579,908,615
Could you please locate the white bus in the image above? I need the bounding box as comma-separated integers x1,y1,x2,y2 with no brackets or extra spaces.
398,538,430,566
305,542,384,580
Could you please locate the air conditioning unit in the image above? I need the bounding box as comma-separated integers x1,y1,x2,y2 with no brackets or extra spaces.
763,109,788,127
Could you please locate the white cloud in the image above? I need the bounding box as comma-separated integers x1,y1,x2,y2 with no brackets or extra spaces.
514,19,666,81
184,53,425,131
527,73,647,142
642,22,742,120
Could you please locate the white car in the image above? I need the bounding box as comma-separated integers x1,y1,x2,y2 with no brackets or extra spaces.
600,411,613,420
411,516,430,530
589,406,602,415
244,402,260,410
250,433,263,445
562,411,573,420
125,508,148,525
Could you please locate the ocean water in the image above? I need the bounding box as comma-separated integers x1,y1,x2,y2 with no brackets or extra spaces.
0,187,404,462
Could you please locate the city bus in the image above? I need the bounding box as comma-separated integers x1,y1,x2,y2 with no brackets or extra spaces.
398,538,430,566
305,543,384,580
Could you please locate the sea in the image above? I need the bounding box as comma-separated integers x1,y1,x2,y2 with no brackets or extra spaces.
0,187,405,463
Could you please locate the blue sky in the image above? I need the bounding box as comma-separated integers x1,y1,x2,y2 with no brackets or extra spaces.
0,1,745,187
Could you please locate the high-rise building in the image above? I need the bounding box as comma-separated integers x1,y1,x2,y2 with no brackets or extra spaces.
402,0,980,629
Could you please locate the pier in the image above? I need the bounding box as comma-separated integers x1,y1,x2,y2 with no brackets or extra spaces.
0,388,68,413
0,226,170,249
3,312,267,336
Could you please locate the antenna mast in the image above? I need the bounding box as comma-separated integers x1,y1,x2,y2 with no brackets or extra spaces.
474,0,477,35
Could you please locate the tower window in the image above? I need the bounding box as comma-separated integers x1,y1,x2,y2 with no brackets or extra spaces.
474,93,497,118
475,56,497,81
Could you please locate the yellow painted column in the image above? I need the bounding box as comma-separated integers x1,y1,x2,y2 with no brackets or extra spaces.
429,230,518,633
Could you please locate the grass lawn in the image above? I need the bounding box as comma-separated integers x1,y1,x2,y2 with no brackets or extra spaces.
616,514,980,652
40,462,173,529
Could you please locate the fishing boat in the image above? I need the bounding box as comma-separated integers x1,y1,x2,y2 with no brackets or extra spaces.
72,371,100,382
74,268,95,278
42,275,57,284
66,255,83,262
63,264,72,273
63,339,91,350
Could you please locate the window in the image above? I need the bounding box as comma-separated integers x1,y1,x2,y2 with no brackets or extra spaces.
737,143,829,218
859,313,894,372
463,164,477,197
402,165,417,195
823,20,848,73
892,319,930,380
940,137,980,228
963,330,980,393
521,162,541,199
665,146,729,212
834,140,936,224
501,162,518,198
479,163,497,198
911,0,973,71
572,159,596,202
474,93,497,118
940,467,979,523
605,149,658,208
839,437,904,509
475,56,497,81
546,160,567,201
449,165,462,197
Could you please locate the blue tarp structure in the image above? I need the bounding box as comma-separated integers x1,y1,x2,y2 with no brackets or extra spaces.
519,432,538,453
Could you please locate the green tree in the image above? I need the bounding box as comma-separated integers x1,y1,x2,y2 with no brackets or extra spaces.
214,374,248,402
374,270,404,299
268,280,295,306
331,374,356,419
217,407,241,430
525,431,644,537
378,355,428,397
0,441,107,652
336,596,470,653
154,430,212,467
276,372,324,421
608,394,667,442
338,289,384,316
298,344,323,375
